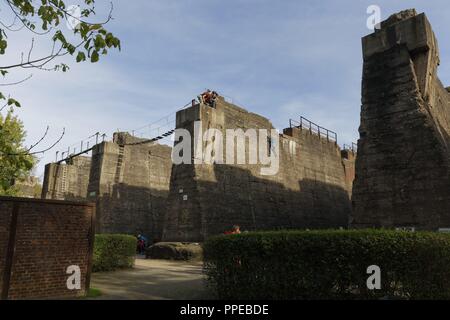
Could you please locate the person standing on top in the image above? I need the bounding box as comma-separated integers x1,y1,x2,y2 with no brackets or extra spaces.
197,89,219,108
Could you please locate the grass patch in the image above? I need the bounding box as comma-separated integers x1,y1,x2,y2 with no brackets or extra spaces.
86,287,102,298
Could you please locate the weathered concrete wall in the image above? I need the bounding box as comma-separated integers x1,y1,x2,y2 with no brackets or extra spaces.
41,156,91,201
163,98,354,241
0,197,95,300
87,133,172,241
341,150,356,197
351,10,450,230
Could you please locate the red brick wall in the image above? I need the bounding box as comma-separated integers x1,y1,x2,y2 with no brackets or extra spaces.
0,197,95,300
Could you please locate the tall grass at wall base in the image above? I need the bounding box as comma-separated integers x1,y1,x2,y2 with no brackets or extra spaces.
93,234,136,272
203,229,450,300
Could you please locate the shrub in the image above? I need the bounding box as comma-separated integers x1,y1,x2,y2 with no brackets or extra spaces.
93,234,136,272
146,242,203,261
203,229,450,300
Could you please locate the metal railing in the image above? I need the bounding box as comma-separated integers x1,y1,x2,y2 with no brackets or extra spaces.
56,132,106,164
289,116,337,144
343,142,358,153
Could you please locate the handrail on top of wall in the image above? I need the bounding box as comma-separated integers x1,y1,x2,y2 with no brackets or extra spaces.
289,116,338,144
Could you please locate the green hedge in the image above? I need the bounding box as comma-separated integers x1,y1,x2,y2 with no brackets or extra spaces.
203,229,450,300
93,234,136,272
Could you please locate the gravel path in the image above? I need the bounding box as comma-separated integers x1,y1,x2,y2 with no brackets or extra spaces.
90,257,213,300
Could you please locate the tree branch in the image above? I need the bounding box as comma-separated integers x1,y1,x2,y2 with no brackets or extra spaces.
50,1,114,26
1,127,65,156
5,0,53,36
0,73,33,86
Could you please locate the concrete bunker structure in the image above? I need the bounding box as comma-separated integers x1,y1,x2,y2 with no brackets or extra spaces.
42,133,173,241
42,156,91,201
162,97,355,241
351,10,450,230
42,99,356,242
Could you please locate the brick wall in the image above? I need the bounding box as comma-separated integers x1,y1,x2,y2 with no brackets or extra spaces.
0,197,95,300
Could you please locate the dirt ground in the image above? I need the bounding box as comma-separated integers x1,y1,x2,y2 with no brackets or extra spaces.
90,257,213,300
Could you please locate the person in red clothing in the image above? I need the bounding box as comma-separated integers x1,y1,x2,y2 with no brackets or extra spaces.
136,234,147,254
224,225,241,235
198,89,218,108
231,225,241,234
203,90,212,105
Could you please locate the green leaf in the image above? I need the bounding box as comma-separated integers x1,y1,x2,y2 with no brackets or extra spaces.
94,34,106,50
7,98,21,107
90,50,99,63
76,51,86,62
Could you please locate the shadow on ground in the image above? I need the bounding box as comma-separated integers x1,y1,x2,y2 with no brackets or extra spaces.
90,257,213,300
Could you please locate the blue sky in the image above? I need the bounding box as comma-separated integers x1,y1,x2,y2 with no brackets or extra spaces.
4,1,450,178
